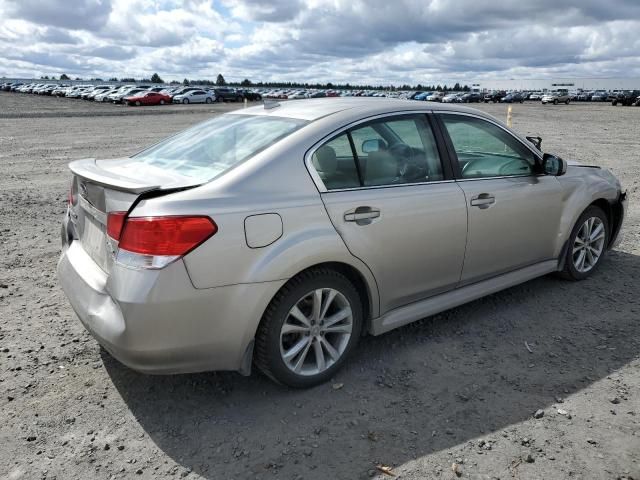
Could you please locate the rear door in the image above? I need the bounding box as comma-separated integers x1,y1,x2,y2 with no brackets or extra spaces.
310,114,467,314
436,112,564,284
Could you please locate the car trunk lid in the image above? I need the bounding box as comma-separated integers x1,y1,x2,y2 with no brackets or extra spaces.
68,158,203,272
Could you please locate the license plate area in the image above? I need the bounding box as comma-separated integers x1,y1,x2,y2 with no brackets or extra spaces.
81,214,108,271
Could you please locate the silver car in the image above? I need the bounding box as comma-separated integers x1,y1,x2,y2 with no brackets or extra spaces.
172,89,216,104
57,99,627,387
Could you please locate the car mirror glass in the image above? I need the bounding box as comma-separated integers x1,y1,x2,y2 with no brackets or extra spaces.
362,139,386,153
542,153,566,176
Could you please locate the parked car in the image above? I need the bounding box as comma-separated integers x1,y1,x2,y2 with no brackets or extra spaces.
610,90,640,106
167,87,200,99
590,91,609,102
460,92,482,103
501,92,525,103
484,91,507,103
94,89,119,102
173,90,216,104
214,88,242,102
108,88,147,103
542,91,571,105
237,89,262,101
426,91,445,102
413,91,432,101
58,98,626,388
124,91,172,106
442,93,462,103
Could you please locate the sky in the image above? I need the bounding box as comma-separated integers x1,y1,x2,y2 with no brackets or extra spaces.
1,0,640,86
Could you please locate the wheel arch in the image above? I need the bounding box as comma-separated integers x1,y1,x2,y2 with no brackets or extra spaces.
263,261,376,336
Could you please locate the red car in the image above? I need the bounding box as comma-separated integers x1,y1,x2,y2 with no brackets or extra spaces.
125,91,171,106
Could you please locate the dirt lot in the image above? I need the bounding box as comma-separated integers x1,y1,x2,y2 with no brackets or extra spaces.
1,92,639,480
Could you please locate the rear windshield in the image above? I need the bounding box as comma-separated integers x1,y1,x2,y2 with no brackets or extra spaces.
133,114,308,181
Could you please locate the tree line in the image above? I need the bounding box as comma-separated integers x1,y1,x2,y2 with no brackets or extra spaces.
41,72,471,92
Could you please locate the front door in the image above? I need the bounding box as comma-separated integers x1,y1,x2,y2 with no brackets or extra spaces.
437,113,564,284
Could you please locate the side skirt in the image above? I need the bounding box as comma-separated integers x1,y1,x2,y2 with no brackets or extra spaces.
371,260,558,335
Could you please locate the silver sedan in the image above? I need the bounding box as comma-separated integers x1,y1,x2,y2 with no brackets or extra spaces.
57,99,627,387
172,89,216,104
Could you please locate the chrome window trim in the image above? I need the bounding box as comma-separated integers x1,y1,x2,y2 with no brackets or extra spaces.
304,109,443,193
319,179,456,194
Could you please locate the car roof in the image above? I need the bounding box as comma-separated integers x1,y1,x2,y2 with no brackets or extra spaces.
229,97,496,122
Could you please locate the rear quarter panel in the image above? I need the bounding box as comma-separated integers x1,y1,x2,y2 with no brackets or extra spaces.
129,127,381,317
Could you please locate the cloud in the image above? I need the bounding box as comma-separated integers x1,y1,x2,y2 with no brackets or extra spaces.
4,0,112,31
0,0,639,83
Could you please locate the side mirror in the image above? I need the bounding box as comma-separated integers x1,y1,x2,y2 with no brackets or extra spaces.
362,139,386,153
542,153,567,176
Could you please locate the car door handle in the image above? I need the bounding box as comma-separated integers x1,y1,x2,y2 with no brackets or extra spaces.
344,207,380,225
470,194,495,208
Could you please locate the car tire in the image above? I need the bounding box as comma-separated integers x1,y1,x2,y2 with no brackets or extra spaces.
612,100,617,106
254,268,364,388
135,101,141,106
565,99,570,105
558,206,609,281
205,97,212,104
160,100,165,105
182,98,189,104
553,99,559,105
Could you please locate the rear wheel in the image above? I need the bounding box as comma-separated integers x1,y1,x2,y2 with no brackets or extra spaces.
135,101,141,106
553,99,559,105
565,99,570,105
254,268,363,388
182,98,189,104
559,206,609,281
160,99,165,105
205,97,212,104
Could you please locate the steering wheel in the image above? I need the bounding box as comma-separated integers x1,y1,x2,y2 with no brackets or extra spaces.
461,158,482,177
498,159,531,175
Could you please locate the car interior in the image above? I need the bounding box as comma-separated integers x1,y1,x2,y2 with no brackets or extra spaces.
312,117,444,190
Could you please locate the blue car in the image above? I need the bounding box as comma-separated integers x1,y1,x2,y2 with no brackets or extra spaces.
413,91,432,101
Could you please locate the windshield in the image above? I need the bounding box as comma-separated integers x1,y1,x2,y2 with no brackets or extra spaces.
133,114,308,182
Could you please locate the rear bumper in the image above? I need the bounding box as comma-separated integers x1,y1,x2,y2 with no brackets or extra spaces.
57,239,285,374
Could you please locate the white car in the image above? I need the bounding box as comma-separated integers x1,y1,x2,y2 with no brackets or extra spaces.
426,92,445,102
442,93,462,103
94,89,119,102
288,91,310,100
172,90,216,104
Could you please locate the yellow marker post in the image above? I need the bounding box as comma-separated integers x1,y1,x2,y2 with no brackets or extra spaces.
507,105,513,128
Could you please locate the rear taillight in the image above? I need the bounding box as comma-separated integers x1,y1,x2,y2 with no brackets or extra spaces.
106,212,217,269
106,211,127,240
120,216,217,256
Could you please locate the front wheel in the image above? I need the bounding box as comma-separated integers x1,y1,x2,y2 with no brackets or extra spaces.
553,99,559,105
159,99,165,105
135,101,141,106
559,206,609,281
254,268,363,388
205,97,212,104
182,98,189,104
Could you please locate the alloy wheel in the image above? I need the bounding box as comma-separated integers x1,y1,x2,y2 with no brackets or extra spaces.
279,288,353,376
572,217,606,273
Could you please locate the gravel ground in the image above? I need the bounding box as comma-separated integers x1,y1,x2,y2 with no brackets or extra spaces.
1,92,639,480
